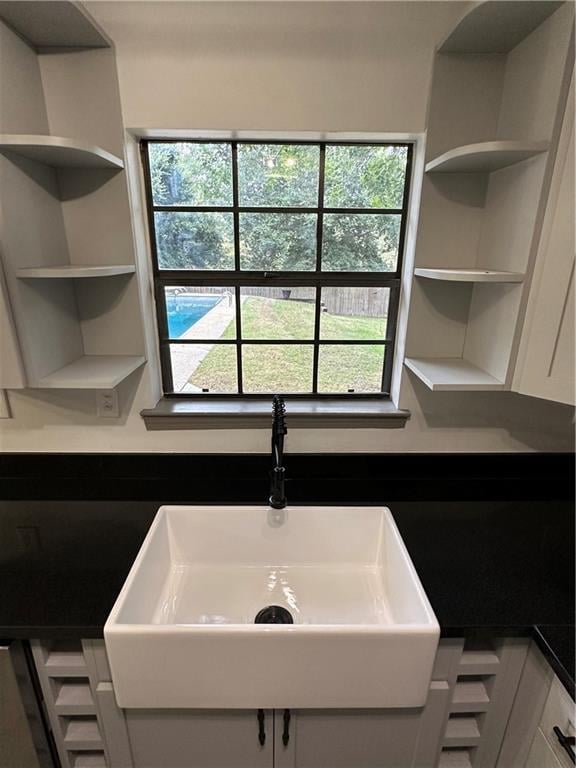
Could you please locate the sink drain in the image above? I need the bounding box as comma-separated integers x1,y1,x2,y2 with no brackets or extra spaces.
254,605,293,624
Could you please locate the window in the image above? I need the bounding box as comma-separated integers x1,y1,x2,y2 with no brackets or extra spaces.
142,140,412,397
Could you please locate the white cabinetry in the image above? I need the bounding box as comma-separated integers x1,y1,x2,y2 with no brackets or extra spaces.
525,676,575,768
0,256,25,389
124,710,273,768
525,730,566,768
31,637,533,768
404,2,574,400
497,641,575,768
122,702,438,768
273,701,438,768
513,71,575,406
0,4,146,392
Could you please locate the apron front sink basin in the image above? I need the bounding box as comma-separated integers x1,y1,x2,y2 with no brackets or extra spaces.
105,505,439,708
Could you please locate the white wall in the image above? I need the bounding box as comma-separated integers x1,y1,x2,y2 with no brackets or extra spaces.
1,1,574,453
87,1,459,134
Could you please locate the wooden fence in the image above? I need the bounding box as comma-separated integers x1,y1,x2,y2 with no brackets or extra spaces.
168,285,389,318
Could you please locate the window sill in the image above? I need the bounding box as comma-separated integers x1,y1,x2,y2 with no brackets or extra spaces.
141,398,410,430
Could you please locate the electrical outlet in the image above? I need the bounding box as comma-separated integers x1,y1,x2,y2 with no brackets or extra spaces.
96,389,120,418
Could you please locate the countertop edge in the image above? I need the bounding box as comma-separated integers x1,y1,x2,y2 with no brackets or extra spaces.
533,624,575,700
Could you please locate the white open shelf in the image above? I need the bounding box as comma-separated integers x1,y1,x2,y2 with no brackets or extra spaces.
404,358,505,392
459,650,500,675
439,748,473,768
450,680,490,713
17,265,135,279
62,718,103,750
0,1,112,50
0,135,124,169
425,141,548,174
70,754,107,768
414,268,524,283
439,1,563,54
45,649,87,677
35,355,145,390
54,682,95,716
444,716,481,748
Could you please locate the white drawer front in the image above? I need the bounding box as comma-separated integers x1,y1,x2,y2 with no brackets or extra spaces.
526,728,564,768
540,677,575,768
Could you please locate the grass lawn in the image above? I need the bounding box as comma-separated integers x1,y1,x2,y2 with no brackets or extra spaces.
189,296,387,393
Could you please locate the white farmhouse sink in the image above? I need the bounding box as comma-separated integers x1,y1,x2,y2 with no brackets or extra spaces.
104,506,439,709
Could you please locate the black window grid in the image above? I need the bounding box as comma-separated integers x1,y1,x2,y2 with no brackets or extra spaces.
141,139,413,398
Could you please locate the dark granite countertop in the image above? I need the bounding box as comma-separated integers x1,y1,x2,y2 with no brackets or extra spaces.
533,625,575,699
0,453,573,697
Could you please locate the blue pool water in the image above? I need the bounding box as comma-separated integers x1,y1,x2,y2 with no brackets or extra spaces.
166,294,221,338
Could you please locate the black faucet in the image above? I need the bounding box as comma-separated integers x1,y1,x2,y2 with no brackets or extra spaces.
269,395,287,509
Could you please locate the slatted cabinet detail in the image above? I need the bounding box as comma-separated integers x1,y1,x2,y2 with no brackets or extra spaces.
30,638,534,768
31,640,109,768
437,640,529,768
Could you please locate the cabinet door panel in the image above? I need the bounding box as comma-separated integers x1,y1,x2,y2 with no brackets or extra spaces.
125,709,272,768
0,256,25,388
525,729,563,768
514,70,575,405
539,676,576,768
275,708,421,768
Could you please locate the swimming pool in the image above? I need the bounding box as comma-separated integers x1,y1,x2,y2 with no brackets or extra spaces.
166,294,221,338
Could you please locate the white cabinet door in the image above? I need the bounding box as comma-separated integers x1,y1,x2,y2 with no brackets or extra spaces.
538,676,576,768
0,254,25,388
513,70,575,405
525,729,564,768
523,674,575,768
274,708,423,768
125,709,273,768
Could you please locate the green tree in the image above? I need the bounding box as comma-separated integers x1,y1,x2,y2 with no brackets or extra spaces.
148,142,407,273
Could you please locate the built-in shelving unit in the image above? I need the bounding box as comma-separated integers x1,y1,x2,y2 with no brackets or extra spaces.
425,141,548,174
404,358,504,391
414,268,524,283
16,265,136,279
0,2,146,394
439,1,564,54
403,0,573,393
35,355,145,390
0,135,124,169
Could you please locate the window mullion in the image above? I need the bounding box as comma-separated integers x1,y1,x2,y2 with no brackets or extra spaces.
381,286,401,393
394,143,414,284
231,142,241,272
156,272,401,287
312,143,326,393
231,143,243,393
235,286,243,394
153,282,175,393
